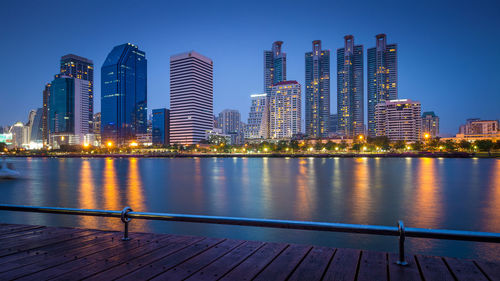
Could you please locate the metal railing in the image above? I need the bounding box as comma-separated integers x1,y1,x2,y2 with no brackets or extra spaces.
1,204,499,266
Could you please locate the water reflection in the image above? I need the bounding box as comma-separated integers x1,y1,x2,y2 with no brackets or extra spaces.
351,158,370,222
127,158,147,231
294,159,312,220
103,158,119,229
78,160,97,228
484,160,500,232
414,158,441,228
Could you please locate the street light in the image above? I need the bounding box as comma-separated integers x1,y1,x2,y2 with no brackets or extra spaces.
358,135,364,141
129,142,138,147
424,133,430,140
107,141,113,148
83,143,90,148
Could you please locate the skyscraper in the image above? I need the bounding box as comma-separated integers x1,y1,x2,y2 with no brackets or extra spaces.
152,108,170,145
42,83,51,146
264,41,287,94
375,99,421,142
269,81,301,139
422,111,439,138
305,40,330,138
337,35,364,137
218,109,241,135
245,93,268,139
170,51,213,144
29,108,43,143
367,34,398,137
101,43,147,145
48,75,90,145
60,54,94,130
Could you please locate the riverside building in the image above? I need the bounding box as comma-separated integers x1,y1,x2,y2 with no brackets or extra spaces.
169,51,213,144
375,99,421,142
305,40,330,138
422,111,439,138
269,81,302,139
245,94,268,139
101,43,147,145
337,35,364,138
367,34,398,137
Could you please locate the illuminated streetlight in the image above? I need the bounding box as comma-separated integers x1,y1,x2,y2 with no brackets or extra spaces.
83,143,90,148
424,133,430,139
363,146,367,151
406,145,412,150
264,147,268,152
335,147,339,151
107,141,113,148
129,142,138,147
358,135,364,141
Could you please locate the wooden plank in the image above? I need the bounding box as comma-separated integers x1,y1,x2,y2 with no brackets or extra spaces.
51,234,195,281
0,232,126,280
0,232,114,272
0,224,42,234
356,250,388,281
0,229,95,258
445,257,489,281
287,246,335,281
84,235,205,281
0,225,45,237
388,253,422,281
253,244,312,281
150,239,244,280
416,255,454,281
474,260,500,281
322,248,361,281
220,242,287,281
186,240,265,281
102,237,224,281
0,227,79,249
15,233,160,281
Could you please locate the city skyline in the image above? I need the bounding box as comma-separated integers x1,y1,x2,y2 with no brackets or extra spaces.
1,1,499,135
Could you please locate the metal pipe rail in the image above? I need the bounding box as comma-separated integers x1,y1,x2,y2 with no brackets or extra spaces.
1,204,499,265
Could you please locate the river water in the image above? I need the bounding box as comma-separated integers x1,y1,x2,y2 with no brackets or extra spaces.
0,157,499,261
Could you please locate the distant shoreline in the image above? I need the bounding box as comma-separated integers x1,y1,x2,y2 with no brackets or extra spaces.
4,152,498,158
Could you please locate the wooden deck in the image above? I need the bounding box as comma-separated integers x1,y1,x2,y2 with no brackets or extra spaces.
0,223,498,280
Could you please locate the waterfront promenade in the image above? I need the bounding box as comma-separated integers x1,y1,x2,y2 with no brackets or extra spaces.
0,223,498,280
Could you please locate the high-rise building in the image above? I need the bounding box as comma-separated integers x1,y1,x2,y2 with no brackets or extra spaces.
245,93,268,139
337,35,364,137
170,51,213,144
264,41,287,94
9,122,26,148
42,83,51,146
101,43,147,145
29,108,43,143
60,54,94,130
459,119,499,135
152,108,170,145
375,99,421,142
218,109,243,145
422,111,439,137
305,40,330,138
48,75,91,145
367,34,398,137
269,81,301,139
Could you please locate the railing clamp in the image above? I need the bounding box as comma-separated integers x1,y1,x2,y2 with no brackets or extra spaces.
121,206,133,241
396,220,408,266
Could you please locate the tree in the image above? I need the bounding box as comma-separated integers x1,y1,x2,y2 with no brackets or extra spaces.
314,141,323,151
443,140,456,151
351,143,362,152
392,140,406,150
458,140,471,151
0,142,6,152
475,140,494,154
412,141,423,151
338,141,348,151
325,141,335,151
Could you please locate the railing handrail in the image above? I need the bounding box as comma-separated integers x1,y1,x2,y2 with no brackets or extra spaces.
0,204,499,242
1,203,499,265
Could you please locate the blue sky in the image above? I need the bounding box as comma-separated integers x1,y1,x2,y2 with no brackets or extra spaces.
1,0,499,135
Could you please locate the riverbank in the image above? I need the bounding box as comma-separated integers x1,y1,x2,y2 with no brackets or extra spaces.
4,151,499,158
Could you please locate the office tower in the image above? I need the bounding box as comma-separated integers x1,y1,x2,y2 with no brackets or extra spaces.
170,51,213,144
329,113,339,135
9,122,26,148
42,83,51,145
305,40,330,138
246,93,268,139
375,99,421,142
29,108,43,143
60,54,94,130
264,41,287,94
152,108,170,145
422,111,439,137
337,35,364,137
367,34,398,137
26,109,37,142
48,75,90,145
101,43,147,145
269,81,301,139
218,109,241,134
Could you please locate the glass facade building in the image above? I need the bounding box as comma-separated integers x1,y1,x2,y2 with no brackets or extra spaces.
264,41,287,94
337,35,364,138
367,34,398,137
245,94,268,139
152,108,170,145
101,43,147,145
49,76,74,134
305,40,330,138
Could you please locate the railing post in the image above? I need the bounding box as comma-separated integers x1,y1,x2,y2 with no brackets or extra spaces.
396,220,408,266
121,206,133,241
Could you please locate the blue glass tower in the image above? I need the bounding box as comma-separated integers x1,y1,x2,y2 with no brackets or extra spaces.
101,43,147,145
48,76,74,134
152,108,170,145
